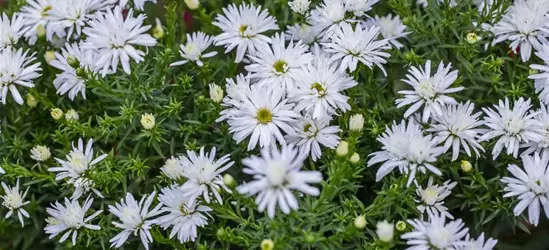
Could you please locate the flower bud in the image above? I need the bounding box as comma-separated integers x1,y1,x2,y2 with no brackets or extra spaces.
26,94,37,108
30,145,51,162
36,24,46,38
140,113,156,130
461,160,473,172
304,233,315,243
261,239,274,250
349,114,364,132
288,0,311,14
396,221,407,232
223,173,235,187
44,50,56,63
65,109,79,121
354,215,367,229
376,220,394,243
209,83,224,103
529,68,539,75
350,152,360,164
184,0,200,10
152,18,164,39
466,32,479,44
67,56,80,68
336,141,349,156
216,228,225,237
50,108,63,120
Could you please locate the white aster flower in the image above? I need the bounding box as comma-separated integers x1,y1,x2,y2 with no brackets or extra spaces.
402,212,468,250
109,192,163,250
459,233,498,250
523,105,549,155
501,152,549,226
427,102,485,161
288,0,311,14
226,85,298,150
213,3,278,63
310,0,355,39
161,157,184,180
290,49,357,119
30,145,52,162
157,186,212,243
364,14,410,49
530,44,549,105
0,12,28,48
0,48,42,105
323,22,391,74
344,0,380,17
119,0,157,11
179,147,234,204
368,120,445,186
48,0,111,40
216,74,252,122
479,98,544,160
49,42,98,100
396,60,463,123
82,6,157,76
490,0,549,62
415,177,457,219
20,0,52,44
1,179,30,227
170,32,217,67
237,144,323,218
285,23,319,44
245,33,312,91
44,197,102,246
285,116,341,161
49,138,108,199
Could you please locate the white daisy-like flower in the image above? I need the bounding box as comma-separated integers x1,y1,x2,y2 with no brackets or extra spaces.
49,42,98,100
20,0,52,44
109,192,163,250
157,186,212,243
213,3,278,63
216,74,252,122
245,33,312,91
120,0,157,11
523,105,549,155
459,233,498,250
285,23,319,45
396,60,463,123
414,177,457,219
0,48,42,105
44,197,102,246
368,120,445,187
49,138,108,199
479,97,544,160
170,32,218,67
47,0,112,40
1,179,30,227
364,14,410,49
427,102,485,161
30,145,52,162
82,6,157,76
237,144,323,218
529,44,549,105
501,152,549,226
226,85,298,150
291,48,357,119
322,22,391,74
490,0,549,62
179,147,234,204
288,0,311,14
402,212,468,250
309,0,354,39
285,116,341,161
161,157,184,180
0,12,28,48
344,0,380,17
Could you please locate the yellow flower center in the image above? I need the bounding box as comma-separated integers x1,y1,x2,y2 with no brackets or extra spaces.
257,108,273,124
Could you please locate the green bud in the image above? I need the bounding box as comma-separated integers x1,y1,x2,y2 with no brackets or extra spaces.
396,221,407,232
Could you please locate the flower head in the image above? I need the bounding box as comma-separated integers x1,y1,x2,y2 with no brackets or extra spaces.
310,0,355,39
396,60,463,123
459,233,498,250
529,44,549,105
109,192,163,250
285,116,340,161
285,23,319,45
1,179,30,227
364,14,410,49
170,32,217,67
402,212,469,250
20,0,53,44
0,12,28,48
376,220,394,242
213,3,278,62
47,0,111,40
501,152,549,226
237,144,323,218
179,147,234,204
415,177,457,219
288,0,311,14
161,157,185,180
31,145,52,162
0,48,42,105
45,197,102,246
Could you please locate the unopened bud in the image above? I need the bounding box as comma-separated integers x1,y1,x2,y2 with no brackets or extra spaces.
36,24,46,38
350,152,360,164
376,220,394,243
140,113,156,130
152,18,164,39
466,32,479,44
184,0,200,10
50,108,63,120
396,221,407,232
354,215,367,229
223,173,235,187
26,94,37,108
44,51,56,63
461,160,473,172
260,239,274,250
349,114,364,132
336,141,349,156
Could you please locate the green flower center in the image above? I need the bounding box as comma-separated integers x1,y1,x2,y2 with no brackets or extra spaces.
310,82,326,95
42,6,52,17
239,24,249,34
273,60,288,74
257,108,273,124
304,123,312,133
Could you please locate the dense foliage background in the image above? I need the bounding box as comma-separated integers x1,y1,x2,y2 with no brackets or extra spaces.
0,0,547,249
